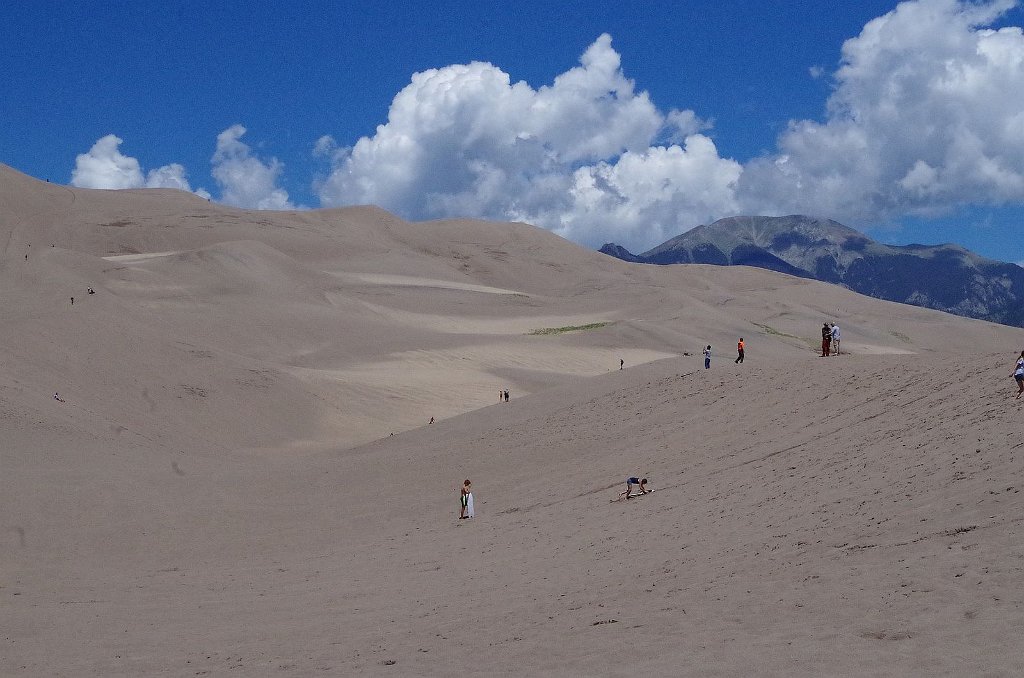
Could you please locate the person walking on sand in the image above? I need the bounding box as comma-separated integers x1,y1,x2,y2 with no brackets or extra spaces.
503,389,509,402
620,358,624,370
1012,351,1024,399
703,345,712,369
821,323,832,357
735,337,745,364
458,479,473,519
831,323,841,356
618,477,649,499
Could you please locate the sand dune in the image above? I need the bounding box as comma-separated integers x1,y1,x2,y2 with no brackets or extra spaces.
2,163,1023,676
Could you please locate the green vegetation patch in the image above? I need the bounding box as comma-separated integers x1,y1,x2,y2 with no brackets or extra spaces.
889,330,911,343
751,322,818,350
751,322,801,341
529,322,610,335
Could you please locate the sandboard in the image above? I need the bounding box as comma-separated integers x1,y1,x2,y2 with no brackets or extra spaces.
466,492,475,518
610,489,654,502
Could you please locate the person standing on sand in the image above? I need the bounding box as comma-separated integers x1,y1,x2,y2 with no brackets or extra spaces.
620,358,624,370
1012,351,1024,399
459,479,473,519
735,338,745,364
831,323,841,356
821,323,831,357
703,345,712,369
503,389,509,402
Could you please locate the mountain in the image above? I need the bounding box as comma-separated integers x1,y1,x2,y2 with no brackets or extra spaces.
599,215,1024,326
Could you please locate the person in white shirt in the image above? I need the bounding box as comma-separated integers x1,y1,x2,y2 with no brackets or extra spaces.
1011,351,1024,399
830,323,841,356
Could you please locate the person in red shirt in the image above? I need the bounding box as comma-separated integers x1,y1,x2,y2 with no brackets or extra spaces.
735,338,745,364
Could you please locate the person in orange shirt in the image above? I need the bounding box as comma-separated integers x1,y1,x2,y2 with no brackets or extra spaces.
735,337,745,364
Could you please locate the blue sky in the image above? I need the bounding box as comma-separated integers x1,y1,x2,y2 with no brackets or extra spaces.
2,0,1024,262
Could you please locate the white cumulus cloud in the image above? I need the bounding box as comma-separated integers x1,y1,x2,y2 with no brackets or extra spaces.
71,134,146,189
315,34,733,250
71,134,208,196
70,128,291,208
211,125,295,210
738,0,1024,225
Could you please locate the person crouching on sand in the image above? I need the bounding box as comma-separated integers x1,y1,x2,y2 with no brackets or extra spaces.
618,477,649,499
459,479,472,519
1012,351,1024,399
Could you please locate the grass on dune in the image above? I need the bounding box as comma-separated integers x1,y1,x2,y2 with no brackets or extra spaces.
529,322,610,335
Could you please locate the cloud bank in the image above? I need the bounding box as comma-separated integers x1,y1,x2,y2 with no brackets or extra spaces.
315,33,739,248
71,135,205,196
70,127,294,209
738,0,1024,226
69,1,1024,251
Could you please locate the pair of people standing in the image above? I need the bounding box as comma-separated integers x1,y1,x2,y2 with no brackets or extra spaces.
822,322,841,356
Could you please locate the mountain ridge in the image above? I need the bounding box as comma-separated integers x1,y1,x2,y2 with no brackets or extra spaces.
600,214,1024,326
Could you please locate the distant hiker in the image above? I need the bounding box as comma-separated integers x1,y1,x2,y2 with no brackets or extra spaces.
831,323,841,355
735,338,745,364
24,254,28,261
70,297,74,306
87,287,95,295
618,476,649,499
503,389,509,402
428,417,434,425
1012,351,1024,399
459,479,473,519
703,345,712,369
821,323,832,357
53,392,65,403
499,389,503,402
620,358,624,370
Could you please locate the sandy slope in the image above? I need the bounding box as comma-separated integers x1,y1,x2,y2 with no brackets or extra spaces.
2,164,1023,676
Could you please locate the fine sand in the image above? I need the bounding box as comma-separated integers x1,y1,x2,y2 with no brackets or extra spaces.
2,163,1023,676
